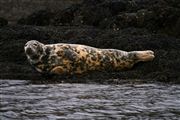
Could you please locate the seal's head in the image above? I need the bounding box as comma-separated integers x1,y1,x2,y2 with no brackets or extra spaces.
24,40,46,64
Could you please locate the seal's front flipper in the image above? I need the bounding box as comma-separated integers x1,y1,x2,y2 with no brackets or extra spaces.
135,50,155,62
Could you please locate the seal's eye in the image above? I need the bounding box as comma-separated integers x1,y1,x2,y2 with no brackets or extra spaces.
33,43,38,47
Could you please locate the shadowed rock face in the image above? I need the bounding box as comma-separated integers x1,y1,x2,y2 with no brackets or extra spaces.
17,0,180,37
0,0,180,84
0,17,8,27
18,10,54,26
0,0,82,24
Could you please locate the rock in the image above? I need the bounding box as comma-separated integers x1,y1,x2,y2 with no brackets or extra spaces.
17,0,180,37
0,25,180,83
99,13,138,30
1,0,180,83
80,6,112,26
0,17,8,27
52,5,80,26
18,10,54,26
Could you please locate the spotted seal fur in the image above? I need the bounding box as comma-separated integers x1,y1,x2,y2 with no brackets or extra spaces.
24,40,155,75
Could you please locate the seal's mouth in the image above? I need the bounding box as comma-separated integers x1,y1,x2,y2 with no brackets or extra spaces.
25,46,40,60
25,47,33,55
24,44,38,57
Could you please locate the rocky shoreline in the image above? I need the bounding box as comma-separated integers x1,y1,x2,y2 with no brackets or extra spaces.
0,0,180,84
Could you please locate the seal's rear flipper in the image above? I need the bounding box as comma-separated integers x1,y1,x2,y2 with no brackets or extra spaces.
136,50,155,62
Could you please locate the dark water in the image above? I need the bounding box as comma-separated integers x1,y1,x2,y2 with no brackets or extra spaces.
0,80,180,120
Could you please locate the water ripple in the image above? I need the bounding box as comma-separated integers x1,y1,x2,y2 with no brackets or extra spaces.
0,80,180,119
